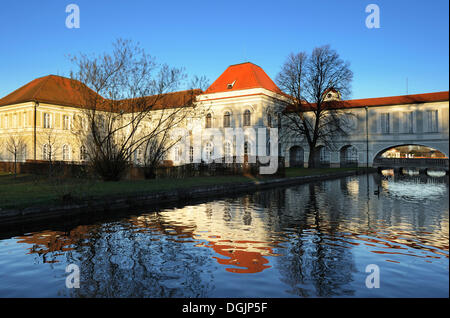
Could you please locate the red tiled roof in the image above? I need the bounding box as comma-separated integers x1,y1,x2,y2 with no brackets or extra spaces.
204,62,284,95
285,91,449,112
337,91,449,108
0,75,103,108
117,89,203,112
0,75,202,111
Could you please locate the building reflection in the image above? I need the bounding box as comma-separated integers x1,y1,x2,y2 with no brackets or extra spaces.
11,173,449,297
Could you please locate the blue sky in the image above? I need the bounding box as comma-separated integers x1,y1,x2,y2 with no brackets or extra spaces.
0,0,448,99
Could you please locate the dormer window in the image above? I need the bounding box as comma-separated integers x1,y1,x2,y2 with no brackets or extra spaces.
227,80,236,89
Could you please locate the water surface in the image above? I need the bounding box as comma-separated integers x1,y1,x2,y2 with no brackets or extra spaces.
0,173,448,297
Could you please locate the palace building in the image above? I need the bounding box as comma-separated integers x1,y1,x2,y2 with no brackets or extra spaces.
0,62,448,168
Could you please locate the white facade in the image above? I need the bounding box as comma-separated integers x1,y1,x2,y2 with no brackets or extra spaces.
1,65,448,169
177,89,449,168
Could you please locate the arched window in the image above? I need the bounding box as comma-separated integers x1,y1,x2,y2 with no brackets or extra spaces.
346,146,358,162
205,113,212,128
80,145,87,161
243,110,251,126
62,144,70,161
340,145,358,167
289,146,304,167
223,111,231,128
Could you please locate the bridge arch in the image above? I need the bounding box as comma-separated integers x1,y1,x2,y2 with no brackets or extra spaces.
373,143,449,162
372,143,449,172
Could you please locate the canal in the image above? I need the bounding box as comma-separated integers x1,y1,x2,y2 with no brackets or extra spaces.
0,173,448,297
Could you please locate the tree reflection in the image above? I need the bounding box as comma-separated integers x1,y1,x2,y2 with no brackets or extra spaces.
9,174,448,297
274,183,356,297
66,215,216,297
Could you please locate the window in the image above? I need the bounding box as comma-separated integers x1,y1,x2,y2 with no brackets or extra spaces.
63,115,71,130
174,146,181,162
62,144,70,161
345,112,358,130
81,117,88,131
267,114,272,128
223,111,231,128
189,146,194,163
134,147,143,165
13,114,17,128
404,112,414,133
80,146,87,161
344,146,358,162
426,110,438,132
243,110,251,126
224,141,232,160
205,113,212,128
97,115,105,130
380,113,390,134
4,115,8,128
44,113,52,128
204,142,214,161
22,144,27,161
244,141,250,156
43,144,51,160
23,112,27,127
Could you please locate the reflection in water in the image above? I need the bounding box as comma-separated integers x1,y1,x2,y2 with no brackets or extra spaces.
0,174,448,297
428,170,447,177
402,169,419,176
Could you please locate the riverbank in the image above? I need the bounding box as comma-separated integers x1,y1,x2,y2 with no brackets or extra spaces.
0,167,374,225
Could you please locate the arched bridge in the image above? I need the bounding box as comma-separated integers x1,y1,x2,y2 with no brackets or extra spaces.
373,157,449,172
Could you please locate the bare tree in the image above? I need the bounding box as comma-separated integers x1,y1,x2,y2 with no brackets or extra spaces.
4,135,27,176
276,45,354,168
69,39,204,181
190,75,210,92
38,127,61,177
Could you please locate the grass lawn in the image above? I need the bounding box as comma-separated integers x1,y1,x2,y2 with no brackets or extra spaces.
0,167,360,210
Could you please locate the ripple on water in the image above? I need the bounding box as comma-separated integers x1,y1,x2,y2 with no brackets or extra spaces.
0,174,448,297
